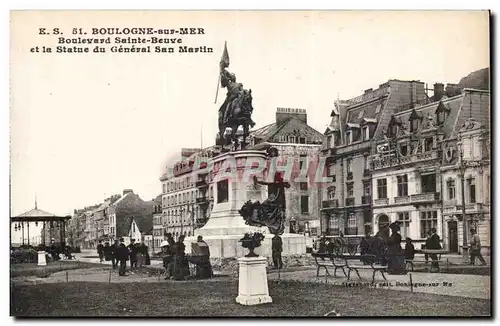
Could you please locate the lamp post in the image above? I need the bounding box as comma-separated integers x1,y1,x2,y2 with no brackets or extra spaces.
457,141,469,263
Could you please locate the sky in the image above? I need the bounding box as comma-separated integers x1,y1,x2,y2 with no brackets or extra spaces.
10,10,489,221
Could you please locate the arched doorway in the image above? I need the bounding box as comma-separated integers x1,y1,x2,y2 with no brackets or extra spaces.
378,214,390,230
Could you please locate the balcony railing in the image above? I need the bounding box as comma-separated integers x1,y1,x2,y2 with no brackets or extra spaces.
361,195,372,205
196,197,208,204
374,198,389,206
410,192,440,203
195,180,208,188
322,199,339,209
345,197,355,207
372,150,439,170
345,227,358,236
395,196,411,204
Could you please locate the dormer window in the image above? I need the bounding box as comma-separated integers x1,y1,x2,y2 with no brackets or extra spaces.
363,126,370,140
389,124,398,137
346,131,353,145
435,101,450,126
409,109,421,133
411,119,419,132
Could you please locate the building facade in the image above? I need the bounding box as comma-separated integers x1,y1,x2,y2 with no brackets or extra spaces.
321,80,428,239
369,88,489,251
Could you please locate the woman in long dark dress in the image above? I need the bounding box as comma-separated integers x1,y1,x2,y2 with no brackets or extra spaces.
173,235,189,280
386,222,406,274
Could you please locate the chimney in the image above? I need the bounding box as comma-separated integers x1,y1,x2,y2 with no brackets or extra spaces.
445,83,462,97
433,83,444,101
275,108,307,125
123,189,134,196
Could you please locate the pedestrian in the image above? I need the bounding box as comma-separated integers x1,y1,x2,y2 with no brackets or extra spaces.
196,236,213,278
470,229,487,266
97,240,104,262
404,237,415,261
272,234,283,270
427,228,441,272
103,241,112,262
387,222,406,275
136,241,145,269
116,238,129,276
110,240,119,269
173,235,188,280
423,230,432,263
128,239,137,270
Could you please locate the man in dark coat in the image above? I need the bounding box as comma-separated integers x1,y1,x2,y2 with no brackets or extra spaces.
272,234,283,269
470,228,487,266
97,240,104,262
404,237,415,260
128,239,137,269
427,228,441,272
103,241,112,262
116,238,129,276
173,235,188,280
110,240,119,269
195,236,213,279
423,230,432,263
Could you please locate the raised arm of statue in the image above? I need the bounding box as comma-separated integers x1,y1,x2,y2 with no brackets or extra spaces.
253,175,272,186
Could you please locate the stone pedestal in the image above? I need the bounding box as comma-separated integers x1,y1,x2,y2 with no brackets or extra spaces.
37,251,47,266
235,257,272,305
185,149,307,258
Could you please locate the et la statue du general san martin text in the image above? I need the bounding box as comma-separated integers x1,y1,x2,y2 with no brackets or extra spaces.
31,27,213,54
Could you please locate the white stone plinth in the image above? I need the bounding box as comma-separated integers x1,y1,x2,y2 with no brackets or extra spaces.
235,257,272,306
37,251,47,266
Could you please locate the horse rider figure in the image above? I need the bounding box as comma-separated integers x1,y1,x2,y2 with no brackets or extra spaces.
219,65,245,125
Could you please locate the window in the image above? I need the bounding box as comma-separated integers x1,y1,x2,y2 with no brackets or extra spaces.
421,174,437,193
420,211,438,238
327,136,332,148
162,184,166,194
288,136,296,143
397,212,410,238
363,156,369,171
329,218,340,236
346,159,352,173
327,186,336,200
363,126,370,140
389,124,398,137
328,163,336,177
346,131,352,145
363,182,371,195
411,119,419,132
424,137,433,152
347,213,357,235
300,154,307,171
447,179,456,200
299,137,306,144
300,182,308,191
397,175,408,197
400,143,408,156
468,177,476,203
377,179,387,199
346,183,354,198
301,195,309,213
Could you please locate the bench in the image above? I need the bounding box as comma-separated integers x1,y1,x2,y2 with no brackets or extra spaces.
341,255,387,283
312,253,348,280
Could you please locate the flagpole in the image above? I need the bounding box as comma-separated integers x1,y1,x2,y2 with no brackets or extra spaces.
214,73,221,104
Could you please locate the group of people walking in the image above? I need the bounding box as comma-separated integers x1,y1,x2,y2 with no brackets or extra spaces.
96,238,150,276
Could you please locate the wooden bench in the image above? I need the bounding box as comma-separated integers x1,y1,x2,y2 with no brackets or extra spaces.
312,253,347,280
342,255,387,283
406,250,449,272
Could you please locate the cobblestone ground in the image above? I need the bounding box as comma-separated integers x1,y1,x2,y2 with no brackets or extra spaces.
267,267,491,300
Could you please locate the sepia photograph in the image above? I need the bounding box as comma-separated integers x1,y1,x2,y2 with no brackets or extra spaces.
9,9,491,317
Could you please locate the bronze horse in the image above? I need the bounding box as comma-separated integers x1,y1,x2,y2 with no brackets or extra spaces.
218,89,255,149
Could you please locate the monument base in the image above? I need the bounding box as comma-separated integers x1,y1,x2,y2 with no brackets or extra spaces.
235,257,272,306
37,251,47,266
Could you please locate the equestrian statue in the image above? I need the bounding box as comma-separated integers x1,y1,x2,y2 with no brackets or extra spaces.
216,43,256,150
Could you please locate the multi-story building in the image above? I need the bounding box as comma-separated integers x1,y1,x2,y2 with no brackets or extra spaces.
321,80,428,238
160,148,213,239
440,90,490,254
249,108,324,234
369,87,489,251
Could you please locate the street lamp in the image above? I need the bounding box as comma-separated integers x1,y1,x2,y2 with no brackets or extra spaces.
457,141,469,263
